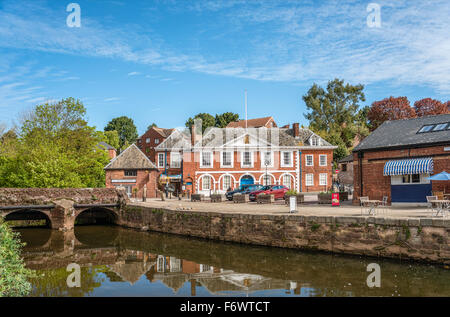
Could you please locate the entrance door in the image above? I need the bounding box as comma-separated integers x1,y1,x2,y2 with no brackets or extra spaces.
240,175,254,186
125,185,132,198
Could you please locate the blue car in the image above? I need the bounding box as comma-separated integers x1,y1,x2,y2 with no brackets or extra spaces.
225,184,264,201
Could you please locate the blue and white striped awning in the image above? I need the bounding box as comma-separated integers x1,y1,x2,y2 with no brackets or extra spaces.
383,158,433,176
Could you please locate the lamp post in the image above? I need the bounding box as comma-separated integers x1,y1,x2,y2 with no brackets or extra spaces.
264,159,270,185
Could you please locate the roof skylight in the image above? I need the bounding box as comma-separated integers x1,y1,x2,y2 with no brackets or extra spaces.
417,123,450,133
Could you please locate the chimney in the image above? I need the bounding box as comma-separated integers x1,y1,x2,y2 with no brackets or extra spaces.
293,123,300,138
109,149,117,160
191,124,202,146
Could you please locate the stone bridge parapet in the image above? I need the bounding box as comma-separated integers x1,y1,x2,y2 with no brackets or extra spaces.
0,188,130,230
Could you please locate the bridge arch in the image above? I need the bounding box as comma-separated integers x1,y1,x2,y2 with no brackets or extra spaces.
74,207,119,226
3,209,52,228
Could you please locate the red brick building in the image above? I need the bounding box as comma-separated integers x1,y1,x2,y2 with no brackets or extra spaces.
226,116,277,128
155,120,336,196
137,127,175,162
105,144,159,198
353,114,450,205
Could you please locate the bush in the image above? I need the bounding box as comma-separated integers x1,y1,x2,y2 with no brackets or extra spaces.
0,218,33,297
285,190,298,196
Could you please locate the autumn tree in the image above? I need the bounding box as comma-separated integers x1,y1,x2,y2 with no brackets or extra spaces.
413,98,449,117
367,96,416,130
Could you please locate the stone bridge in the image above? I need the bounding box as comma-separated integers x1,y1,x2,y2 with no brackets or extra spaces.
0,188,129,230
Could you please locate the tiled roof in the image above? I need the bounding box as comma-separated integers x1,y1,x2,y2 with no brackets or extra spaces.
156,127,334,150
97,141,116,151
153,127,175,138
226,116,276,128
104,144,157,170
156,129,192,150
338,154,353,163
353,114,450,151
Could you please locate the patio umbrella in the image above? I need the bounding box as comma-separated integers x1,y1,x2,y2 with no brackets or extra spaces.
426,171,450,181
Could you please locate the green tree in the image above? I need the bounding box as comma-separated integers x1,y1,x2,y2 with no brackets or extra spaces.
0,98,109,188
185,113,216,133
98,130,120,150
303,79,366,161
104,116,138,151
0,218,33,297
147,122,158,130
215,112,240,128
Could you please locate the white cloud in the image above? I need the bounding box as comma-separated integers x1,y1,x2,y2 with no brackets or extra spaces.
0,0,449,95
104,97,120,102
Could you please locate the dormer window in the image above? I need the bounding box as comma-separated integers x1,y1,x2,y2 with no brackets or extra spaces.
311,136,320,146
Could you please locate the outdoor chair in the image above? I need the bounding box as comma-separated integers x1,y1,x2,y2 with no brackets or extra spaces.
359,196,369,215
380,196,389,214
432,191,444,200
426,196,438,216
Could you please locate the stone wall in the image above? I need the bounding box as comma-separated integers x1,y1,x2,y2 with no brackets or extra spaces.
0,188,127,206
119,205,449,265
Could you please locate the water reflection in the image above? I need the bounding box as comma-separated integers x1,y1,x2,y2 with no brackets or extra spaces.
15,226,450,297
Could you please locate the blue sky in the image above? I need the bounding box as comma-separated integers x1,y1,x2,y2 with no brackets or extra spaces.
0,0,449,135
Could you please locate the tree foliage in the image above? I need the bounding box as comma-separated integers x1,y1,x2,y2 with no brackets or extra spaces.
0,98,109,188
215,112,240,128
413,98,449,117
186,112,240,132
185,113,216,133
303,79,367,162
0,218,33,297
367,96,416,130
147,123,158,130
104,116,138,151
99,130,120,150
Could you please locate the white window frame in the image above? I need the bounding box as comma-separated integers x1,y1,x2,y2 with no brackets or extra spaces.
220,151,234,168
310,136,320,146
319,173,327,186
155,138,160,144
305,155,314,167
222,175,232,190
306,174,314,186
319,155,327,166
262,174,272,186
170,152,181,168
282,174,292,188
281,151,293,168
146,138,150,144
200,151,213,168
157,153,165,168
260,151,274,168
240,151,254,168
390,174,430,185
202,176,212,190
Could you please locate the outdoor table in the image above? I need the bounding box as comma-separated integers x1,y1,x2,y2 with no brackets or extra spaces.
430,199,449,217
362,200,381,215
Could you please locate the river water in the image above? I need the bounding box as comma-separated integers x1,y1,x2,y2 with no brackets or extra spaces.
15,225,450,297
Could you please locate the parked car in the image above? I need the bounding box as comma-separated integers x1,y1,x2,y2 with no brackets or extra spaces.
249,185,289,201
249,185,275,201
225,184,264,201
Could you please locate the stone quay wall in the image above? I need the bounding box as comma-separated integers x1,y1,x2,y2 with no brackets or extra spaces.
119,204,450,265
